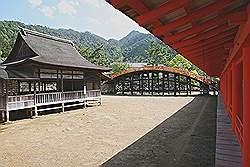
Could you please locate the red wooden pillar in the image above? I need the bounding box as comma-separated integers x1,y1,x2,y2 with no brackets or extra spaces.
232,63,240,131
243,46,250,167
228,68,232,115
225,71,228,109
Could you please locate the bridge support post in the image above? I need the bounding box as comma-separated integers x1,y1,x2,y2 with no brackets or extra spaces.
174,74,177,96
122,79,124,95
167,73,170,95
130,74,133,96
243,46,250,167
162,73,165,96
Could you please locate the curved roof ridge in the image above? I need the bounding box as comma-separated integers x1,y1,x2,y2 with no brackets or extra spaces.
20,28,74,46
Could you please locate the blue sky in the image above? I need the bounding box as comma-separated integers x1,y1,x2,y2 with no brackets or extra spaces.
0,0,149,39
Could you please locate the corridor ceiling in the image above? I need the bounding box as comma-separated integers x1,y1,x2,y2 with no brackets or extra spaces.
106,0,250,76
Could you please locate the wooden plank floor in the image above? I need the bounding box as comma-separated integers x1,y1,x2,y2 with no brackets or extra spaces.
215,96,242,167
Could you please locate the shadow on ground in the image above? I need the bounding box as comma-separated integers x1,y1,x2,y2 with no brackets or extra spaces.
101,96,217,167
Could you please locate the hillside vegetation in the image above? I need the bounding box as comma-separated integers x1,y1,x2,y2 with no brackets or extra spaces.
0,20,206,75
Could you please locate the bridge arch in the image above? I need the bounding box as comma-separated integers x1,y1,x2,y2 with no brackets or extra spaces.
103,66,217,96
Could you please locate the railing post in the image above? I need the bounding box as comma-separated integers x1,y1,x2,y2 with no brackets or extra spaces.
5,81,9,122
99,90,102,106
6,109,9,122
62,102,65,112
34,82,38,117
5,99,9,122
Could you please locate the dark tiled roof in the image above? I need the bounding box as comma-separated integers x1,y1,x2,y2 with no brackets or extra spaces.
3,28,109,71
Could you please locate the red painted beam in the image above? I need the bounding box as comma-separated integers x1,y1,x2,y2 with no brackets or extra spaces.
185,47,229,59
224,42,234,49
109,0,131,8
153,0,234,36
164,16,228,44
192,58,227,70
186,53,228,64
228,11,247,25
164,7,246,44
189,58,227,70
173,24,234,49
136,0,190,26
194,56,228,67
179,29,237,52
183,41,233,60
127,1,148,14
110,0,162,27
183,39,234,56
189,59,227,70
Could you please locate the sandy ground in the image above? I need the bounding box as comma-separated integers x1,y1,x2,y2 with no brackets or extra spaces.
101,96,217,167
0,96,194,167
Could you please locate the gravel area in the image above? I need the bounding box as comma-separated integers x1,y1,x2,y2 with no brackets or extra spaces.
101,96,217,167
0,96,194,167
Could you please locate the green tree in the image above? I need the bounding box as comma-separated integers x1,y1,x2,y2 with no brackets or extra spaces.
169,54,207,76
145,42,174,66
77,44,112,67
110,62,131,75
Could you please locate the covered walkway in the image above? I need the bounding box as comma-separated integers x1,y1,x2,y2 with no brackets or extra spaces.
106,0,250,166
216,96,242,167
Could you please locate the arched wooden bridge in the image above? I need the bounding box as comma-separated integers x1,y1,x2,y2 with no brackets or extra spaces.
103,66,217,96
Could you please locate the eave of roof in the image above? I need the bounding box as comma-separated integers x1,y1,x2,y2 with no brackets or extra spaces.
0,65,39,80
106,0,250,76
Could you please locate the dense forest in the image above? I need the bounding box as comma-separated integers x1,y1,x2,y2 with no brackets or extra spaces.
0,20,206,75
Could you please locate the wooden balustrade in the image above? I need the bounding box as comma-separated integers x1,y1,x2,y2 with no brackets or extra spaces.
7,89,101,111
236,115,243,147
8,94,35,110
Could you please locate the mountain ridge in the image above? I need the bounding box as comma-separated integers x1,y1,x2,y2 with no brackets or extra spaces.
0,20,174,62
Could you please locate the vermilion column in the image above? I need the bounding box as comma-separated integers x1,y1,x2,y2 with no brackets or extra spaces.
231,63,240,131
243,46,250,167
228,69,232,114
224,72,228,109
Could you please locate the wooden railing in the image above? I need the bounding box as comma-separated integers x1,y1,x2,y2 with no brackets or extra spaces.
8,94,35,110
236,115,243,147
36,92,63,105
7,90,101,111
63,90,86,101
86,90,101,98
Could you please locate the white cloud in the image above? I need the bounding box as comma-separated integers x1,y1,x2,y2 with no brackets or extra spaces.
80,0,101,9
57,0,77,15
29,0,42,7
86,17,104,27
40,6,56,18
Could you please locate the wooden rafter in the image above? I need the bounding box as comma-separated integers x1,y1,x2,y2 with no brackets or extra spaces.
153,0,234,36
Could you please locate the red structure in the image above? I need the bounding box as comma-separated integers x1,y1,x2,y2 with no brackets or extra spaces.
106,0,250,166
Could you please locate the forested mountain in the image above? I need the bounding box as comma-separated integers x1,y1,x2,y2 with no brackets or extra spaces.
0,20,175,62
0,20,207,76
